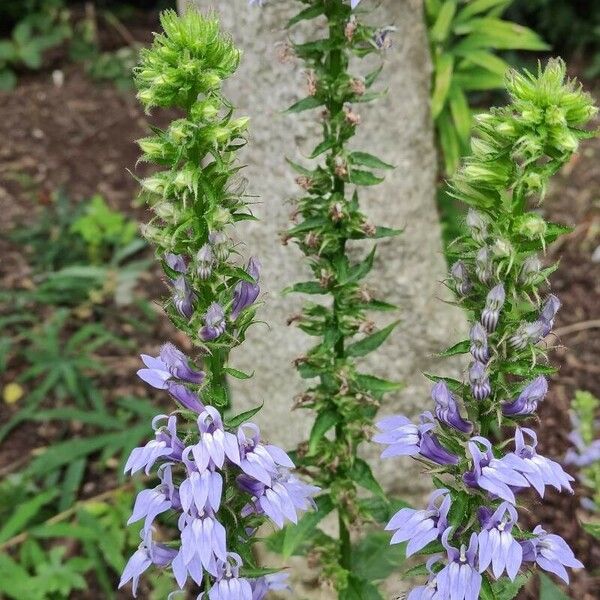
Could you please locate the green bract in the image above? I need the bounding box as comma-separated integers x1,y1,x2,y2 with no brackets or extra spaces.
134,10,259,408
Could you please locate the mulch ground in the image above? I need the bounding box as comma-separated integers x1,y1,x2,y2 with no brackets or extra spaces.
0,12,599,599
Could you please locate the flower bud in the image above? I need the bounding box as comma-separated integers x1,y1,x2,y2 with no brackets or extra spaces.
492,238,512,258
475,247,493,284
519,255,542,285
509,320,546,349
469,361,491,400
481,284,505,332
545,104,567,127
138,136,165,161
450,261,471,296
469,322,489,363
196,244,214,279
466,209,489,244
208,231,230,261
142,175,167,195
516,213,547,240
152,201,180,223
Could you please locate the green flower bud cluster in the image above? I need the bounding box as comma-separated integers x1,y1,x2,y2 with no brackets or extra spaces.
134,9,261,407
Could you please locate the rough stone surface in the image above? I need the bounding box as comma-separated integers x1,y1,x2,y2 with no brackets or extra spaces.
190,1,467,596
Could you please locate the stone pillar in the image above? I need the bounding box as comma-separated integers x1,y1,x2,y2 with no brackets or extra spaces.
184,0,467,501
182,1,467,596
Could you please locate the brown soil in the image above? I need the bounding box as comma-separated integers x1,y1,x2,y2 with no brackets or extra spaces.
0,13,599,600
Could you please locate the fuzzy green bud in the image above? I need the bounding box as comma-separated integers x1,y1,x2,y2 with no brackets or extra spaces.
492,238,512,258
515,213,547,239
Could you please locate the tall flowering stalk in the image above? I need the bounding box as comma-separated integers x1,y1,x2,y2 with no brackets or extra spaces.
374,60,597,599
277,0,400,594
119,10,317,597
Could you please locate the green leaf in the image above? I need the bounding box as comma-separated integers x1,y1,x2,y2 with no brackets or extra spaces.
582,521,600,539
287,281,326,295
455,0,511,23
342,574,384,600
351,531,406,583
453,19,549,52
0,489,58,542
0,68,17,91
539,573,572,600
348,458,385,498
225,403,263,428
310,137,336,158
31,523,97,541
453,66,505,91
480,575,496,600
343,247,376,284
437,107,461,174
373,226,404,239
448,84,472,145
223,366,254,380
493,572,531,600
431,53,454,119
0,40,17,61
348,169,385,186
286,4,325,28
349,152,394,170
438,339,470,357
346,320,399,358
355,373,403,394
285,96,322,113
281,495,334,558
308,409,338,455
430,0,457,42
288,216,329,236
455,49,509,77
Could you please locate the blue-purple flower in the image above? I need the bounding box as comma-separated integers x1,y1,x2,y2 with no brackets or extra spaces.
540,294,561,332
386,488,451,555
191,406,241,470
180,450,223,513
199,553,253,600
436,529,482,600
179,510,227,576
521,525,583,583
137,343,205,389
251,572,290,600
464,436,529,503
432,381,473,433
502,376,548,416
239,469,319,529
124,415,183,475
119,528,177,597
200,302,226,341
481,283,505,332
475,246,493,284
509,319,546,349
127,463,178,535
231,257,261,319
374,412,458,465
507,427,574,497
477,502,523,580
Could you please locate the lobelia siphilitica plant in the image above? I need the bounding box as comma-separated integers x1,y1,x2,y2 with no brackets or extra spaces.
119,10,318,598
265,0,401,594
373,59,598,599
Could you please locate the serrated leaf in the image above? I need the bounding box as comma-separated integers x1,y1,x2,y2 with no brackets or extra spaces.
223,366,254,380
308,409,338,455
225,403,263,428
493,572,531,600
287,281,326,295
373,226,404,239
286,4,325,28
310,137,336,158
342,574,384,600
281,494,334,558
285,96,322,113
348,169,385,186
348,458,385,498
438,339,470,357
346,320,399,358
355,373,403,394
349,152,394,170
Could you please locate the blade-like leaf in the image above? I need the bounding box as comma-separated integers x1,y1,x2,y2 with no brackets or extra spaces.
346,320,399,358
